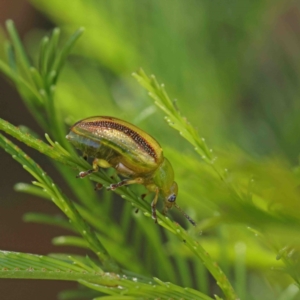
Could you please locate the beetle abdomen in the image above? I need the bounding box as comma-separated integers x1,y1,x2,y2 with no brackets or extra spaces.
67,116,164,172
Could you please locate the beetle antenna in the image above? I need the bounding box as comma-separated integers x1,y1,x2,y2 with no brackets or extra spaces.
174,203,196,226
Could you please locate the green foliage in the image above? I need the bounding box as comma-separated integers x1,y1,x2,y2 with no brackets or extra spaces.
1,1,300,298
0,21,229,300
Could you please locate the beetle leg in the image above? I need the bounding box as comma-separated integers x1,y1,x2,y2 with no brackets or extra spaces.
107,177,144,191
135,192,151,213
76,158,99,178
76,169,96,178
162,205,169,216
151,188,159,223
94,183,103,191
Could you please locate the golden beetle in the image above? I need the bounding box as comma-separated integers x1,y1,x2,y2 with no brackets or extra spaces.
66,116,195,225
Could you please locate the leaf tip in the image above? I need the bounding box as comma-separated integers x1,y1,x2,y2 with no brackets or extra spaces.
5,19,14,28
78,27,85,34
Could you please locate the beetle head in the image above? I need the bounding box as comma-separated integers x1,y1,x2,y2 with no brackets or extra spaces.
165,181,178,207
164,181,178,209
165,181,196,226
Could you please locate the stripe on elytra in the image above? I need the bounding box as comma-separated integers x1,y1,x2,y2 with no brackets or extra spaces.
81,121,158,160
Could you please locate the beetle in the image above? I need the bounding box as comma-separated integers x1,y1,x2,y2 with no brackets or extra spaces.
66,116,195,226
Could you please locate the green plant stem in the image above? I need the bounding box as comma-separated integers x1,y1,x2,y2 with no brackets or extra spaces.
0,250,213,300
0,132,118,272
132,69,226,181
132,70,238,299
0,117,237,299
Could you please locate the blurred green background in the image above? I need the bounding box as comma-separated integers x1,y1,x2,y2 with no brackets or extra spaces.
22,0,300,160
1,0,300,299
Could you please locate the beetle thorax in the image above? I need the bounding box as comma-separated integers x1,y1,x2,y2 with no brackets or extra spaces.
152,157,175,193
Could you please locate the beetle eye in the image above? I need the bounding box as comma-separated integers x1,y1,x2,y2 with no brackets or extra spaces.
168,194,176,202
